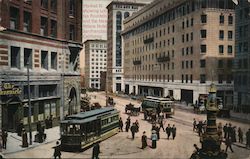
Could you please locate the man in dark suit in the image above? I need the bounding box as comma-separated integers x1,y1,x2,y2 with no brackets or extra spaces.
92,142,100,159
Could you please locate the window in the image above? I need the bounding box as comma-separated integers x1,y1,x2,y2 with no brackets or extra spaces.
200,30,207,38
69,0,75,16
172,62,174,69
218,60,223,68
40,17,48,36
243,42,248,52
228,31,233,40
219,14,224,24
186,47,189,55
228,15,233,25
190,75,193,83
186,19,189,28
218,74,223,83
201,14,207,23
219,30,224,40
23,11,31,32
191,32,193,40
182,61,184,69
182,75,184,83
227,60,232,68
182,34,184,43
200,74,206,83
190,61,193,68
41,50,48,69
24,48,32,68
182,48,184,56
10,7,19,30
50,20,57,38
186,34,189,41
219,45,224,54
226,75,232,84
10,46,20,68
185,74,188,83
228,45,233,54
200,45,206,53
186,61,189,69
51,52,57,70
182,21,185,29
190,46,193,54
200,59,206,68
41,0,48,9
69,24,75,40
172,25,175,32
191,18,194,26
51,0,57,12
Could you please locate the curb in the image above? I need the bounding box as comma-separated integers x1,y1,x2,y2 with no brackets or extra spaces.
2,139,58,155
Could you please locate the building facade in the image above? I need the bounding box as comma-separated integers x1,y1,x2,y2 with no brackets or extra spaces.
0,0,82,131
106,1,146,93
233,0,250,114
84,40,107,90
122,0,235,106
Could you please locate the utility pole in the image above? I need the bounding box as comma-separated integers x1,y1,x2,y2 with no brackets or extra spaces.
27,62,32,145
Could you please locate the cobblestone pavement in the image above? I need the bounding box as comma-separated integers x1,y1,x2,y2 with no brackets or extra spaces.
4,92,250,159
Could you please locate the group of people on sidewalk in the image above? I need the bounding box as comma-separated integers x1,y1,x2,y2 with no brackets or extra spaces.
193,118,250,153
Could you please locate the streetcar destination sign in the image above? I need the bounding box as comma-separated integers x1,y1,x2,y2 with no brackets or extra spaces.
0,83,21,95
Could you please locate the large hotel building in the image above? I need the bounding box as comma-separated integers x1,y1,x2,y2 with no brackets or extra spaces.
122,0,235,106
0,0,82,131
106,1,147,93
234,0,250,114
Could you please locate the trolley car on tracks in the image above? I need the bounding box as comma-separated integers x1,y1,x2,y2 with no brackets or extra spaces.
60,107,119,151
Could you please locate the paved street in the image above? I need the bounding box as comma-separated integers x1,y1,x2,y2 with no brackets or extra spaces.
4,92,250,159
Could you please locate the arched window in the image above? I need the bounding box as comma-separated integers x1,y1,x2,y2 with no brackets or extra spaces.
124,12,130,19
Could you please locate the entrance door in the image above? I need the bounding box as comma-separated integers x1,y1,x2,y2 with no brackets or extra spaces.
7,104,19,131
181,89,193,104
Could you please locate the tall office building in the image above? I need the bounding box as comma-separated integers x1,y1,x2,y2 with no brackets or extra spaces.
123,0,235,106
84,40,107,90
106,1,146,93
0,0,82,131
233,0,250,114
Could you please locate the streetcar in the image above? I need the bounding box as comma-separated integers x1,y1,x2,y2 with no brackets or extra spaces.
141,96,175,118
60,107,119,151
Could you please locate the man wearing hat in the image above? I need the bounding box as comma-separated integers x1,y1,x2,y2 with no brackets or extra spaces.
151,130,158,149
246,128,250,149
165,124,172,140
92,141,100,159
22,128,28,148
53,141,61,159
141,131,147,149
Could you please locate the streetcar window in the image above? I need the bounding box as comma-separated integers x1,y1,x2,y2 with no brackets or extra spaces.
67,124,80,135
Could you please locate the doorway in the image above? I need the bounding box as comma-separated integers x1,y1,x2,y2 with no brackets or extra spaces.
7,104,19,131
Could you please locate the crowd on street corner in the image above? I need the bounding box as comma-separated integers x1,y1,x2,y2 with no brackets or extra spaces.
193,118,250,152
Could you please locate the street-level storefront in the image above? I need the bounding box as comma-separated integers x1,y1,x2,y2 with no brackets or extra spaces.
0,82,61,132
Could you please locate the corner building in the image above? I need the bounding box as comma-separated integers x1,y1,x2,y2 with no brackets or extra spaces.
106,1,146,94
233,0,250,114
123,0,235,106
0,0,82,131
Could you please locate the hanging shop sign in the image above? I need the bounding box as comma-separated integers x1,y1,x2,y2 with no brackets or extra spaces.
0,83,21,95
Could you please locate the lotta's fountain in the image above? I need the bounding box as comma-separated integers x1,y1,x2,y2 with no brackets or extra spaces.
190,84,227,159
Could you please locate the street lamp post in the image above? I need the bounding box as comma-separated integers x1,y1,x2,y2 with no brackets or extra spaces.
27,62,32,145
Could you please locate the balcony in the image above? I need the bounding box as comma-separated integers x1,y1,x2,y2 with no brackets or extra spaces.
133,60,141,65
143,37,154,44
157,56,170,62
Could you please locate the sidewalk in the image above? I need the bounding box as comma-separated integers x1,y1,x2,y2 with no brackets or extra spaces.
2,126,60,155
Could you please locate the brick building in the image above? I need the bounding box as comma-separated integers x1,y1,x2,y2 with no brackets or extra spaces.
0,0,82,131
122,0,235,106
